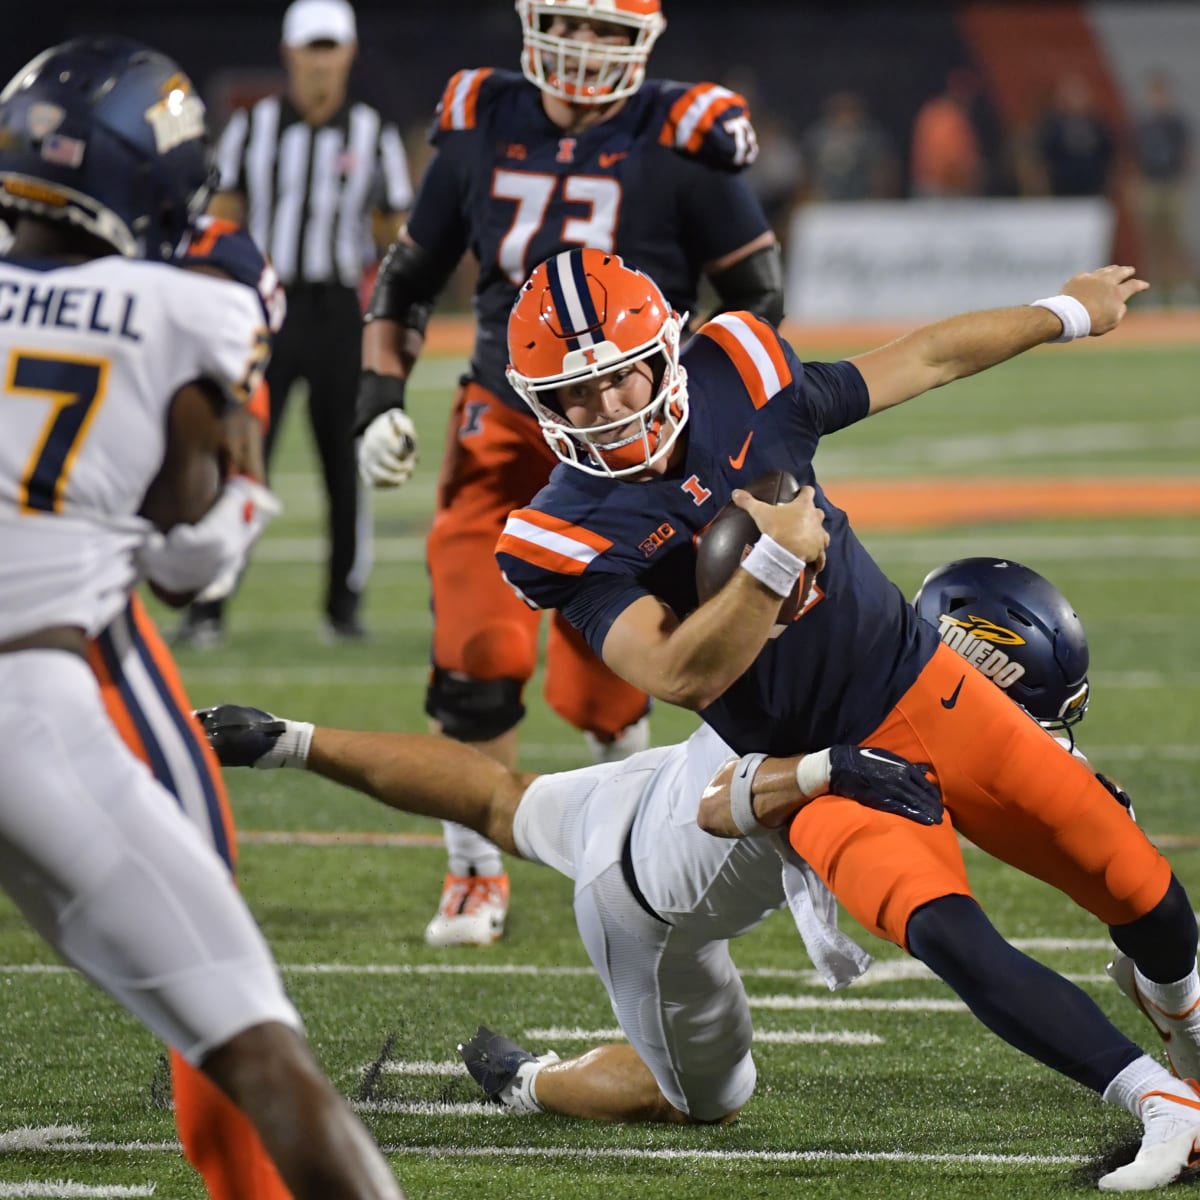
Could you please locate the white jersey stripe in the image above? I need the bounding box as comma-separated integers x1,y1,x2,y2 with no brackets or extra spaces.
303,127,341,284
502,515,602,567
673,85,733,150
214,109,248,193
270,123,311,284
336,104,381,287
243,97,280,261
378,123,414,211
449,69,483,131
710,312,783,397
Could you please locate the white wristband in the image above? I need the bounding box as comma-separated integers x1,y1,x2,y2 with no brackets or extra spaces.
257,720,315,770
729,752,770,835
1030,294,1091,343
794,747,833,800
741,534,804,599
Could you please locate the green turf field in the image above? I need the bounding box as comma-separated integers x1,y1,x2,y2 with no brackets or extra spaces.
1,339,1198,1199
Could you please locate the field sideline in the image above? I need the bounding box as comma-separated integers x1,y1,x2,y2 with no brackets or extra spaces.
0,332,1197,1199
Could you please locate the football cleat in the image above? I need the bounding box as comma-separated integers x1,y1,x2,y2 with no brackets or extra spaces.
1108,953,1200,1084
457,1025,559,1115
194,704,286,768
424,872,510,947
1099,1083,1200,1191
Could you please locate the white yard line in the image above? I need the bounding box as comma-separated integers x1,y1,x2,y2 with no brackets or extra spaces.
0,1187,155,1199
0,1133,1090,1168
523,1028,884,1046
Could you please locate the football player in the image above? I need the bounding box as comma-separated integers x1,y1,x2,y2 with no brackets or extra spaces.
196,703,940,1123
0,37,404,1200
491,247,1200,1191
85,217,290,1200
355,0,781,946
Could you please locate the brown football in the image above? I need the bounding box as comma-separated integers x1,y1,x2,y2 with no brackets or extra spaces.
695,470,815,627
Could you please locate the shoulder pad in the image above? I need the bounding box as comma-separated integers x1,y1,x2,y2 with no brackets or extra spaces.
655,81,759,171
433,67,520,137
694,311,793,408
174,217,285,334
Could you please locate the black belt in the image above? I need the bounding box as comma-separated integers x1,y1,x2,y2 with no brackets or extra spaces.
620,820,671,926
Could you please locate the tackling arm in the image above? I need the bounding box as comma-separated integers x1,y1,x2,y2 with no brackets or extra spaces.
851,265,1148,414
703,237,784,326
697,745,942,837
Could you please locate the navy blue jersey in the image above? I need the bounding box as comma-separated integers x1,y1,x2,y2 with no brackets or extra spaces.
496,312,940,755
407,69,769,412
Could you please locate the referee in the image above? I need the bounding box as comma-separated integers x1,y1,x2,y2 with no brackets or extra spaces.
176,0,412,646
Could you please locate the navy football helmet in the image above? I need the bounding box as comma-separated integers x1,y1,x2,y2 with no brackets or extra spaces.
913,557,1090,732
0,37,212,260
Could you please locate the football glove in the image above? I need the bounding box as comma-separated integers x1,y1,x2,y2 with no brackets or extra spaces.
1095,771,1136,820
358,408,418,489
194,703,312,769
137,476,280,599
828,745,942,826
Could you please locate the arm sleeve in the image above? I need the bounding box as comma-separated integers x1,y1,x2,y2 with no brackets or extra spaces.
214,109,249,194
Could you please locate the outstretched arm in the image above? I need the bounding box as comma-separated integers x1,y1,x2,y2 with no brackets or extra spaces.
195,707,534,856
851,265,1148,414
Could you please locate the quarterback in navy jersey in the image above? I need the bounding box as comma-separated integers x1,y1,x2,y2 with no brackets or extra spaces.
494,248,1200,1191
355,0,780,947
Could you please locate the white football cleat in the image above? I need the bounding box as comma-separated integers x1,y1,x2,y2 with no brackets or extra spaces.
1108,953,1200,1084
1099,1083,1200,1191
584,715,650,765
424,872,509,947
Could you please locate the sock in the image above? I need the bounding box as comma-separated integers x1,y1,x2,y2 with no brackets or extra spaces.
443,821,504,878
497,1053,559,1115
172,1051,292,1199
1137,964,1200,1021
1104,1054,1181,1118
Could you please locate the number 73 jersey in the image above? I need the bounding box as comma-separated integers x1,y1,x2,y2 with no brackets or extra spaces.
0,255,267,641
409,68,769,410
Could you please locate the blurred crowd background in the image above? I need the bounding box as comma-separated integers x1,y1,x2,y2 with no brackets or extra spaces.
7,1,1198,318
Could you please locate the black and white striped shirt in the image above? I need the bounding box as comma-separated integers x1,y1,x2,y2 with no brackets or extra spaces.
215,95,412,288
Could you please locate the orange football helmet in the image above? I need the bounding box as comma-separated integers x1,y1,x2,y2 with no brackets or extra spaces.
516,0,665,106
507,248,688,478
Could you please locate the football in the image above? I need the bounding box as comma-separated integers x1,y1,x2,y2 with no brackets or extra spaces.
695,469,816,628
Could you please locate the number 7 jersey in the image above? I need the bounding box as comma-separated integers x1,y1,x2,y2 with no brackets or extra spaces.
0,255,267,641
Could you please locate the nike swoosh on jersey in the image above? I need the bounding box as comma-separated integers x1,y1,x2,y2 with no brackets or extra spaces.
728,432,754,470
941,676,965,709
598,151,627,168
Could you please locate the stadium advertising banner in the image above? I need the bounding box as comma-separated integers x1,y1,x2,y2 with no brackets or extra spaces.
786,199,1115,322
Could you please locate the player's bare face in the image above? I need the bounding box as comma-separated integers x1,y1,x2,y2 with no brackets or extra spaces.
558,360,654,443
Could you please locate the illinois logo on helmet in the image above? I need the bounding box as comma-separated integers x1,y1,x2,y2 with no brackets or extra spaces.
914,556,1091,734
516,0,666,106
506,248,688,478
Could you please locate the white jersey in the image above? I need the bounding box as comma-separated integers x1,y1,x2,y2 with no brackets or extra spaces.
0,256,265,640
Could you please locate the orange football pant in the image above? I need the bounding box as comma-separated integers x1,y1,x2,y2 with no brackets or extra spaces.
428,380,647,738
89,596,291,1200
790,642,1170,949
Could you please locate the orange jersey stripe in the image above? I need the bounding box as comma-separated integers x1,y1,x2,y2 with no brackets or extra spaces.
659,82,711,147
246,380,270,432
698,313,792,410
684,94,740,153
439,68,493,131
505,507,613,554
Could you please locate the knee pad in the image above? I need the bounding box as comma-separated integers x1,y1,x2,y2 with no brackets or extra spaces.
425,669,525,742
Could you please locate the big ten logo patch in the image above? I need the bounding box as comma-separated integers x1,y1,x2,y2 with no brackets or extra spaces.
638,521,675,558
